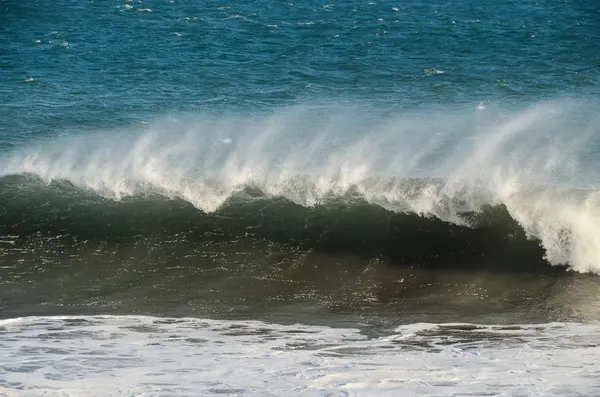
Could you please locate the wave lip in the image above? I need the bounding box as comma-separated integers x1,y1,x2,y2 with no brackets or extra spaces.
2,102,600,273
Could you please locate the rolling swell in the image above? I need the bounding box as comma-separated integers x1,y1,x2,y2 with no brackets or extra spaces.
3,103,600,274
0,174,553,273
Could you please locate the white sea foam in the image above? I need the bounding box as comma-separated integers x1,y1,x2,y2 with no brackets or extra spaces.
2,101,600,272
0,316,599,396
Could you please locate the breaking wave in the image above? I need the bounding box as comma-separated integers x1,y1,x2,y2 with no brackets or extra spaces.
2,101,600,273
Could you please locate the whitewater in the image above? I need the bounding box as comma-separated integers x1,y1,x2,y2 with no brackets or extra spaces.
2,316,600,396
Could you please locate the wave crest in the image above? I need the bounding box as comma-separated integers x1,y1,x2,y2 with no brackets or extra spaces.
2,102,600,272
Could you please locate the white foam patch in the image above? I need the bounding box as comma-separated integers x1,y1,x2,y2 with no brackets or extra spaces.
0,316,600,396
2,101,600,272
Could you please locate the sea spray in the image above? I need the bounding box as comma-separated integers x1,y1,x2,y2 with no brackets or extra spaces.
2,101,600,272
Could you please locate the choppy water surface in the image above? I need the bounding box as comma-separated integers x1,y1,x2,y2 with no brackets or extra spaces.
2,0,600,395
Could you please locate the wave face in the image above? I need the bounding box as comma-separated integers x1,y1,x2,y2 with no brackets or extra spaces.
2,101,600,272
0,175,549,271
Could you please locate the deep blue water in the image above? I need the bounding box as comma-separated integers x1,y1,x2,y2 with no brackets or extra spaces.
2,0,600,140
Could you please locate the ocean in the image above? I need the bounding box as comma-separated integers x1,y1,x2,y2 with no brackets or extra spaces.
2,0,600,395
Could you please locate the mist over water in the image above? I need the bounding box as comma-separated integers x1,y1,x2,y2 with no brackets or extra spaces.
3,100,600,273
